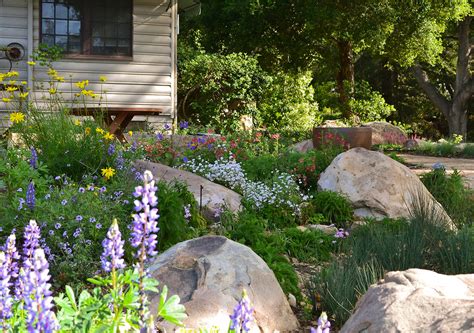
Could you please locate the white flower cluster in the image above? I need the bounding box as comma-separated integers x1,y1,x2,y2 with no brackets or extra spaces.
182,156,307,212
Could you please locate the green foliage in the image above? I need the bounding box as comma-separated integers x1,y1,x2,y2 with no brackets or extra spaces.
281,228,333,263
31,43,63,67
314,80,395,124
156,181,204,250
13,107,117,181
313,213,474,326
312,191,353,228
415,141,474,158
421,168,474,227
259,71,320,132
178,45,270,132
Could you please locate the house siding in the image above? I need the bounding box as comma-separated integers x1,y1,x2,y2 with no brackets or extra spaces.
1,0,176,131
0,0,29,128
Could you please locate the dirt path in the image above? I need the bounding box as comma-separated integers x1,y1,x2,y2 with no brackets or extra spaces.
398,154,474,189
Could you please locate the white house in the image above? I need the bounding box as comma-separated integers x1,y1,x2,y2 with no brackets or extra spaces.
0,0,199,131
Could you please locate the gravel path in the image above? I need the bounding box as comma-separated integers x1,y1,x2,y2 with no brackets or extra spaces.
398,154,474,189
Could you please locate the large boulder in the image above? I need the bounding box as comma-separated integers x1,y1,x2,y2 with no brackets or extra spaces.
290,139,314,153
317,148,454,228
134,160,241,219
148,236,299,332
341,269,474,332
362,121,407,145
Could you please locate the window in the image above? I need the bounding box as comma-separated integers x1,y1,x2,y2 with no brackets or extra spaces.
40,0,133,57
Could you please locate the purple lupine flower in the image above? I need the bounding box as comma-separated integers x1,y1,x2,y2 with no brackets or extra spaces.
30,147,38,169
23,220,41,261
163,123,171,131
25,182,35,210
3,234,20,288
131,140,137,152
156,133,164,141
107,143,116,156
100,220,125,273
229,289,254,332
131,171,160,261
0,252,13,326
23,248,58,332
334,229,349,239
179,121,189,129
18,198,25,211
311,312,331,333
115,151,125,170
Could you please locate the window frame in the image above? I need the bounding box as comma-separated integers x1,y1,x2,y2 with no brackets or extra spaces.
39,0,134,60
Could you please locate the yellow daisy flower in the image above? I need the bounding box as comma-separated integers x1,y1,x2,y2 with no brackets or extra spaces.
74,119,81,126
49,88,57,95
47,68,58,77
10,112,25,123
2,97,12,103
75,80,89,89
85,127,91,135
101,167,116,180
27,61,36,66
103,132,114,140
128,130,133,137
6,86,18,93
99,76,107,82
96,127,105,134
18,92,29,99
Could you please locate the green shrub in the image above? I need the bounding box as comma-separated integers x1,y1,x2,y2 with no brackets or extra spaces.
281,227,333,263
312,191,353,228
421,168,473,227
310,258,384,327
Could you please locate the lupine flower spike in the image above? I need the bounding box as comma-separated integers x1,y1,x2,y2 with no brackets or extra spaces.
30,147,38,169
229,289,254,332
26,181,35,211
3,234,20,297
23,248,58,332
0,252,13,329
310,312,331,333
131,170,160,325
100,219,125,273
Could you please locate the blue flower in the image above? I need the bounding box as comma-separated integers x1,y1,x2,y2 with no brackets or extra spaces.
75,215,83,221
179,121,189,129
96,223,102,229
89,217,96,223
163,123,171,130
54,223,61,230
156,133,164,141
30,147,38,169
183,156,189,163
78,187,85,193
61,199,68,206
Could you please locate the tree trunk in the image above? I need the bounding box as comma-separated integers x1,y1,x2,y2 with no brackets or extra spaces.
412,16,472,140
336,39,355,119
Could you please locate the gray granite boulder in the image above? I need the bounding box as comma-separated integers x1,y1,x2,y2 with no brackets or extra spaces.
134,160,241,219
362,121,407,145
148,236,299,332
342,269,474,332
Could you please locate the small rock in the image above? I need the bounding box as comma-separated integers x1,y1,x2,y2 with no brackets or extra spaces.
288,293,297,308
296,225,308,232
307,224,338,235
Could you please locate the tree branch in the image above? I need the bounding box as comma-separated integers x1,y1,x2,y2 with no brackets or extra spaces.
411,65,451,117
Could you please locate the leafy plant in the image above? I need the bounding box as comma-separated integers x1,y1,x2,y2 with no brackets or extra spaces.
421,168,473,227
312,191,353,228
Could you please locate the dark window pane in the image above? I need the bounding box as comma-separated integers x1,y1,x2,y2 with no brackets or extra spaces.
69,20,81,35
118,23,130,38
69,5,81,19
55,20,68,35
68,36,81,52
104,23,116,38
55,3,68,19
55,35,67,49
42,19,55,34
92,37,104,47
92,25,103,38
42,3,54,18
42,35,54,47
105,39,117,47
